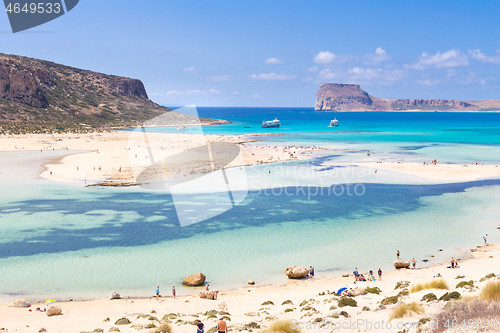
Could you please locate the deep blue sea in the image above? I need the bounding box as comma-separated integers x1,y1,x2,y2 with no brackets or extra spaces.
1,107,500,302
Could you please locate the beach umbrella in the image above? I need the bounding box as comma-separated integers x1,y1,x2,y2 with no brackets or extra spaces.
44,299,56,304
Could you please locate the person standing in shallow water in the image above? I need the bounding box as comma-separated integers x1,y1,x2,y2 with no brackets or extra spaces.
397,250,400,259
171,286,176,299
155,286,160,301
309,266,314,277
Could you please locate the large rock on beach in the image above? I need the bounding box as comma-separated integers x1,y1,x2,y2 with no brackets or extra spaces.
284,266,310,279
46,305,62,316
108,292,121,300
183,272,206,286
248,279,255,285
394,260,411,269
200,291,214,299
8,298,31,308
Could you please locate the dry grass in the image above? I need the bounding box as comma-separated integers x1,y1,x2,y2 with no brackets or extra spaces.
410,279,449,293
432,299,500,332
389,302,424,320
481,280,500,301
264,320,302,333
151,323,172,333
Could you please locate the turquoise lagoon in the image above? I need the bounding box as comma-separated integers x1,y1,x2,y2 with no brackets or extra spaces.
1,108,500,302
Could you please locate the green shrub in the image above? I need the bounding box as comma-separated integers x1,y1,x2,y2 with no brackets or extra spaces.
421,293,437,302
380,296,398,305
339,311,349,317
338,297,357,307
284,308,294,313
365,287,382,294
439,291,461,301
456,280,474,289
362,306,370,311
394,281,409,290
397,289,409,298
329,305,337,311
455,275,465,279
281,300,293,305
261,301,274,306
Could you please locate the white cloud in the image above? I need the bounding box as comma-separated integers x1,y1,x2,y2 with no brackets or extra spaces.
416,79,441,86
347,67,382,81
265,57,283,64
307,66,318,72
248,73,297,80
166,90,179,96
313,51,335,64
232,91,239,95
317,68,339,80
165,89,219,96
404,49,469,70
364,47,391,64
207,75,232,81
469,49,500,64
250,94,260,99
301,77,313,82
182,67,196,72
446,69,457,78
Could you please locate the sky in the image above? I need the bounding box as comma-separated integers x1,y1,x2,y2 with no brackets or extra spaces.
1,0,499,107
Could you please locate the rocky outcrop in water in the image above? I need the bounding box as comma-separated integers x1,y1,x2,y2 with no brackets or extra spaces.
315,83,500,112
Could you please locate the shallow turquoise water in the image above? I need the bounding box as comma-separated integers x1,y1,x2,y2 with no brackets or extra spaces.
1,109,500,302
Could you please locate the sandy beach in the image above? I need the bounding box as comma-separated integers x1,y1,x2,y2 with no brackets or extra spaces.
0,132,319,184
1,243,498,333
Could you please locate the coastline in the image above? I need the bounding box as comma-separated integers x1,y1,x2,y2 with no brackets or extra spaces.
1,243,498,333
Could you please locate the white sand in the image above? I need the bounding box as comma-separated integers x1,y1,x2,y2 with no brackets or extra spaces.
1,244,499,333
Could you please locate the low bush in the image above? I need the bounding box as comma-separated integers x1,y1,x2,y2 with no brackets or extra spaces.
456,280,474,289
365,287,382,294
337,297,357,308
481,280,500,301
410,279,449,292
420,293,437,302
380,296,398,305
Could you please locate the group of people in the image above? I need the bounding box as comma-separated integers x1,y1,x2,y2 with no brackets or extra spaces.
353,267,383,281
155,285,176,300
195,316,228,333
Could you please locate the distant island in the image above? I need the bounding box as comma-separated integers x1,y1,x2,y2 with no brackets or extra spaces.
0,53,226,134
315,83,500,112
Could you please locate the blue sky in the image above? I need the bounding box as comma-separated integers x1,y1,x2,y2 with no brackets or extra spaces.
1,0,499,106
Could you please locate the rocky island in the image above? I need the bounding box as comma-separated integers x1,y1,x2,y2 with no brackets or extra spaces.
315,83,500,112
0,53,227,134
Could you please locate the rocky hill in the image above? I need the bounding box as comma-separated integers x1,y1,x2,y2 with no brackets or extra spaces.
0,53,225,134
315,83,500,112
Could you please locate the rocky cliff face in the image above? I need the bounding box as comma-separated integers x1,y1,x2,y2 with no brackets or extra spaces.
0,60,50,108
315,83,497,112
315,84,372,111
0,53,228,133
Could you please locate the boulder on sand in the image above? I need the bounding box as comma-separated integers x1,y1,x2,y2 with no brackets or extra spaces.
8,298,31,308
183,272,206,286
394,260,411,269
248,279,255,285
200,291,214,299
46,305,62,316
284,266,309,279
108,292,121,300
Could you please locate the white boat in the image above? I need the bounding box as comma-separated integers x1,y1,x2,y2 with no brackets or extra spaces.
329,118,339,127
262,117,281,128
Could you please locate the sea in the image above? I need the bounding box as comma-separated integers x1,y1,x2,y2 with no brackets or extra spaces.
1,107,500,302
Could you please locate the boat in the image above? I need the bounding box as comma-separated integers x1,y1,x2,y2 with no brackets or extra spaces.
262,117,281,128
329,118,339,127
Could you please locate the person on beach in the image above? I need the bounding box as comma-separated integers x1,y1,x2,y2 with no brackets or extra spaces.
309,266,314,277
353,268,359,277
378,268,382,280
369,270,375,281
397,250,400,259
206,284,210,291
172,286,176,299
411,258,417,269
217,316,227,333
484,234,488,245
197,320,204,333
451,257,455,268
155,286,160,300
